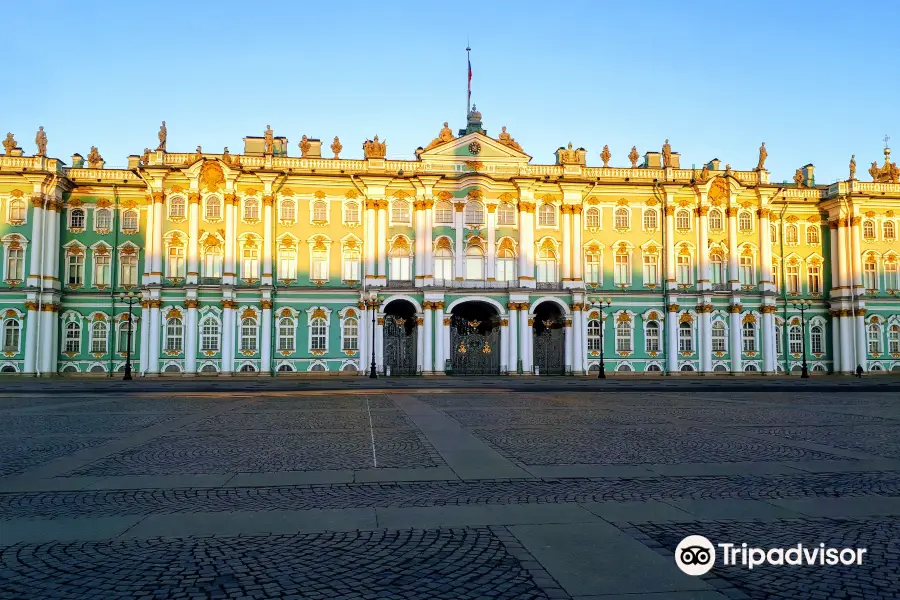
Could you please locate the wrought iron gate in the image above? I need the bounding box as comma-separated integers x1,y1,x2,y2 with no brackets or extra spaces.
451,314,501,375
383,315,418,375
533,316,565,375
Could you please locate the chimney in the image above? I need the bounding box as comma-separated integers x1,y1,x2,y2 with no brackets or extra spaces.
707,158,720,170
71,153,84,168
801,164,815,186
643,152,661,168
127,155,141,169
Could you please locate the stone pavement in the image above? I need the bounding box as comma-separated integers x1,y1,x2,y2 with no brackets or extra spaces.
1,381,899,599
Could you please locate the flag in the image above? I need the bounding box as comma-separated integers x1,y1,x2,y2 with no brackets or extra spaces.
467,55,472,105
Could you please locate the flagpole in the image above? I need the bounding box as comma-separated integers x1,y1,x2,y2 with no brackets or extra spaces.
466,44,471,117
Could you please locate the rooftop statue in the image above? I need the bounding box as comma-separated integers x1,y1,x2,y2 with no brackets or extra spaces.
794,168,805,188
141,148,151,165
699,163,710,182
363,135,387,159
869,147,899,183
497,126,522,152
425,122,455,151
157,121,167,151
757,142,767,171
849,155,856,180
600,145,611,168
557,142,585,166
2,133,16,155
299,135,311,158
264,125,274,154
35,126,47,156
662,139,672,168
87,146,103,168
331,136,343,159
628,146,639,168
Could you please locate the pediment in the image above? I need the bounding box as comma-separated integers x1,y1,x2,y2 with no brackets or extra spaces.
418,132,531,164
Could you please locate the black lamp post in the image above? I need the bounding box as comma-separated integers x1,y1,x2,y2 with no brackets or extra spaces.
593,296,612,379
118,291,142,381
368,291,378,379
791,298,811,379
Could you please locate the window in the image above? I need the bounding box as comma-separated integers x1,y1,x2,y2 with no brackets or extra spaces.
203,248,223,279
806,226,820,245
6,247,24,281
278,317,295,351
710,252,725,285
810,325,824,354
642,254,658,286
281,199,297,221
90,321,108,354
498,203,515,226
587,319,601,351
168,246,185,278
738,211,752,232
205,196,221,220
166,318,183,352
240,318,258,352
646,363,662,372
863,220,876,240
8,199,25,222
310,317,327,351
887,261,899,291
678,322,693,353
645,321,660,352
464,201,484,225
676,254,692,285
3,320,20,352
69,208,85,229
391,199,410,224
118,321,133,353
65,322,81,353
434,246,453,281
863,258,878,290
538,204,556,227
744,364,758,372
279,247,297,280
585,253,601,285
888,325,900,354
867,324,881,354
537,247,557,282
122,209,139,231
242,246,260,280
342,317,359,351
770,223,777,243
93,253,110,287
312,200,328,222
807,264,822,294
789,325,803,354
343,201,358,223
675,210,690,230
496,247,516,282
120,253,138,286
884,221,896,240
772,261,780,290
435,201,453,224
244,198,259,221
742,321,756,353
586,207,601,228
310,248,328,281
615,320,632,352
465,245,485,280
775,324,783,355
709,209,723,231
785,224,798,244
389,243,411,281
200,317,220,352
95,208,112,230
643,209,657,230
712,321,726,352
786,263,800,294
739,255,754,286
168,197,185,220
342,248,360,281
614,251,630,286
614,208,630,229
67,253,84,286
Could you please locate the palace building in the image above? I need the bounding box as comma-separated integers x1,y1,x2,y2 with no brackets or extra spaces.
0,109,899,376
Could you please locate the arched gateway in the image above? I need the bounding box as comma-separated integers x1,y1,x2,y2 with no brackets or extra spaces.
450,301,502,375
382,299,418,375
533,301,566,375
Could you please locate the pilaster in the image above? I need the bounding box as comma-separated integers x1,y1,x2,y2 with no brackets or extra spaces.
666,301,679,373
729,302,743,373
507,302,519,373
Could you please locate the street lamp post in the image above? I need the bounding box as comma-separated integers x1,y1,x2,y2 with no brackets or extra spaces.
791,298,811,379
118,291,142,381
368,291,378,379
593,297,613,379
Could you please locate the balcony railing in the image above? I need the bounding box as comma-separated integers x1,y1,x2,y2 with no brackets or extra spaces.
430,279,516,289
199,277,222,285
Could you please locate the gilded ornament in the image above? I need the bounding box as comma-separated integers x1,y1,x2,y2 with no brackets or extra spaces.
793,168,805,188
628,146,639,168
467,141,481,155
600,145,611,168
87,146,103,168
868,145,899,183
363,136,387,159
330,136,342,159
557,142,585,166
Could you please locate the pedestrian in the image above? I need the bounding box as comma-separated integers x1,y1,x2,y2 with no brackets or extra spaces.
855,365,863,378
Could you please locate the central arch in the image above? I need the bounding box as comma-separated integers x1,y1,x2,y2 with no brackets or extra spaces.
450,301,502,375
532,300,566,375
382,298,418,376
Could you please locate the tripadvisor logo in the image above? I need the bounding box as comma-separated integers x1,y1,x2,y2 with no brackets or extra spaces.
675,535,867,576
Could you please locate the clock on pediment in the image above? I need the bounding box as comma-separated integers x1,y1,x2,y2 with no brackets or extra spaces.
468,141,482,155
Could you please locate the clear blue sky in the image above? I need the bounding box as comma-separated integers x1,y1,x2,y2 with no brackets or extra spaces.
5,1,898,183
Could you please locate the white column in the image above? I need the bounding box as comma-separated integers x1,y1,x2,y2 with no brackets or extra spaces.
572,304,582,374
359,302,369,375
564,317,573,373
830,311,841,374
572,206,583,283
139,302,149,374
187,194,200,283
28,198,44,286
423,302,433,373
729,305,742,373
579,306,588,374
507,302,518,373
700,307,713,372
43,204,59,280
414,201,425,285
486,204,496,280
376,314,384,372
837,220,849,289
416,314,424,373
761,307,775,373
148,302,161,374
697,206,709,289
39,307,55,374
434,302,445,372
519,304,531,372
500,314,509,373
855,309,866,371
23,305,38,373
262,196,274,285
377,200,388,280
221,303,235,373
152,195,164,280
223,195,236,284
850,216,863,290
185,302,198,374
727,207,739,288
666,305,679,373
454,203,464,280
260,302,272,374
758,209,773,290
365,200,376,281
665,206,676,289
839,310,853,373
561,206,572,281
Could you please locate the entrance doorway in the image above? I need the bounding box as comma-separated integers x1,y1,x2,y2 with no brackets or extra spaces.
450,301,501,375
382,299,418,375
533,301,566,375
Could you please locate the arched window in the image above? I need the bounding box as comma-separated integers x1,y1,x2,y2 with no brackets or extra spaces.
585,252,601,285
168,197,185,220
615,320,632,352
785,224,798,244
739,254,754,286
6,246,24,281
389,241,411,281
738,211,752,232
167,245,185,279
391,199,410,224
464,201,484,225
742,321,756,353
710,252,725,285
675,210,690,230
680,364,695,372
434,244,453,281
3,320,20,352
863,220,876,240
789,325,802,354
863,256,878,290
342,317,359,351
645,321,660,352
342,363,358,373
69,208,85,229
744,364,758,372
646,363,662,372
617,364,632,372
343,201,359,223
614,249,630,286
806,226,820,245
537,246,557,282
312,200,328,222
243,198,260,221
435,201,453,224
587,319,601,351
278,363,294,372
166,318,183,352
310,317,327,351
770,223,777,243
643,209,657,230
239,364,256,373
65,322,81,353
203,246,223,279
538,204,556,227
310,362,327,372
205,196,221,220
888,324,900,354
496,246,516,282
200,317,220,352
709,209,724,231
586,207,601,228
498,203,516,226
8,199,25,222
122,209,139,231
678,322,693,353
95,208,112,230
614,208,630,229
712,321,727,352
278,317,296,351
342,247,360,281
810,325,824,354
117,321,133,353
884,221,896,240
867,324,881,354
310,247,328,281
465,244,485,280
240,318,258,352
281,199,297,221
